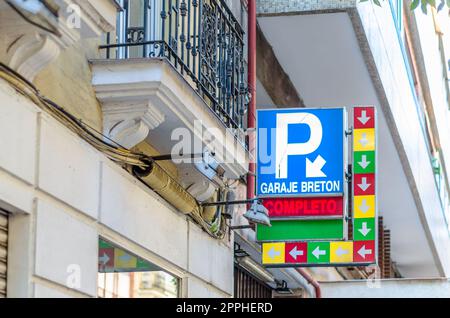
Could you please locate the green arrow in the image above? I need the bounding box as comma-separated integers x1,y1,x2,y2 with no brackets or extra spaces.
307,242,330,263
257,219,344,241
354,151,375,174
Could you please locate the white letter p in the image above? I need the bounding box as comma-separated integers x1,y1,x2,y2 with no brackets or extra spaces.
275,113,322,179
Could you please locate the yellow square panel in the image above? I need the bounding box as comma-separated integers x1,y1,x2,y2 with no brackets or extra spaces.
262,243,285,265
354,129,375,151
330,242,353,263
354,195,376,218
114,249,137,269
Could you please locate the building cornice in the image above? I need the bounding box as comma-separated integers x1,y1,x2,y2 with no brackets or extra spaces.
1,0,118,82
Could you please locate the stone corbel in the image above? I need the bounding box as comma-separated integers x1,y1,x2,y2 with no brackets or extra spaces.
2,3,79,82
102,101,165,149
6,33,61,81
5,26,79,81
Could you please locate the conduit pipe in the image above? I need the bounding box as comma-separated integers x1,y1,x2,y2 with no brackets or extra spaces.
295,268,322,298
133,161,200,216
132,161,225,237
247,0,256,205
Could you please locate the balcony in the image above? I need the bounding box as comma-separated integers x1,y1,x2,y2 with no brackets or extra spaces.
91,0,249,183
100,0,248,131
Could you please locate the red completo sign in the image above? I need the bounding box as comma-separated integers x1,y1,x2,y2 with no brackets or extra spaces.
263,197,344,218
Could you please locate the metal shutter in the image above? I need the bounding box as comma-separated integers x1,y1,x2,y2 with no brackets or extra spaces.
0,210,8,298
234,265,273,298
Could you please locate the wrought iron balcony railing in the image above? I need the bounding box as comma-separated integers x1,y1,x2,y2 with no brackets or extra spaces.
100,0,248,131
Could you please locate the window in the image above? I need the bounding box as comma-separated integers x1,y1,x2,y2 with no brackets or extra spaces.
97,238,179,298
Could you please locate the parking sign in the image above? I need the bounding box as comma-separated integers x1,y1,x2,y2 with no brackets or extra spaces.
257,108,346,197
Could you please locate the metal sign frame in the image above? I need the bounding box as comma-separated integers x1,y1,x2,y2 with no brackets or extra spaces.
351,106,378,268
260,106,378,268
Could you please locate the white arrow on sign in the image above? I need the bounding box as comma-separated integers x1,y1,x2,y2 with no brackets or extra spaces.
358,199,370,214
359,133,369,147
358,177,371,192
358,222,371,237
306,155,327,178
358,245,373,259
119,253,133,263
289,246,304,260
358,155,371,169
312,246,326,259
335,247,349,257
99,253,110,265
358,110,371,125
268,247,281,260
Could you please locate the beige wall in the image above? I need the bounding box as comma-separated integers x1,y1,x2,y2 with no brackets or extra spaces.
0,36,103,132
34,38,103,131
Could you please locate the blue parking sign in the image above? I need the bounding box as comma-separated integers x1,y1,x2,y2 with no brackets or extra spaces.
257,108,346,197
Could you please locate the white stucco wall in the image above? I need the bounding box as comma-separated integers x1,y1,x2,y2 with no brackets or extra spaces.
356,1,450,277
0,78,234,298
411,8,450,226
320,278,450,298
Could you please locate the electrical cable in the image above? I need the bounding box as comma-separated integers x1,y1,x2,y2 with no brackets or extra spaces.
0,62,228,239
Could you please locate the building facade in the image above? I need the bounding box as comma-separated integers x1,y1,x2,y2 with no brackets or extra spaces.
0,0,318,298
2,0,450,299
